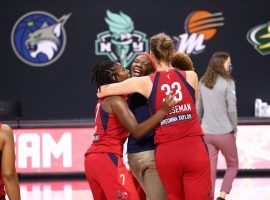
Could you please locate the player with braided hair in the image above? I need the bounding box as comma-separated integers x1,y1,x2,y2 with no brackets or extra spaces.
84,60,177,200
90,60,120,89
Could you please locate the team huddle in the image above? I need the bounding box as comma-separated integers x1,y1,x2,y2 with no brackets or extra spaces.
84,32,238,200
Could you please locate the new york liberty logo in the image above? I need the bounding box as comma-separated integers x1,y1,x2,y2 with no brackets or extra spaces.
11,11,71,67
95,10,149,67
174,10,224,54
247,22,270,55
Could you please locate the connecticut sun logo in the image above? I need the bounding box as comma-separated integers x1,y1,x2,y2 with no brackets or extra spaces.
95,10,149,67
247,22,270,55
11,11,71,67
174,10,225,54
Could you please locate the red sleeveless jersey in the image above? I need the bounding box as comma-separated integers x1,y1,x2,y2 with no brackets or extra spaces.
0,124,6,198
85,98,128,156
148,69,203,144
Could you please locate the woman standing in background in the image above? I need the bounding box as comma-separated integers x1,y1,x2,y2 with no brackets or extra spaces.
196,52,239,200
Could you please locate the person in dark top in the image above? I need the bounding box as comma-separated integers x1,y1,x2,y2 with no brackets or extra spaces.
127,52,167,200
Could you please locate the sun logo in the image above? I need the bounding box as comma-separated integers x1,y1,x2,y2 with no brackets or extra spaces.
174,10,225,54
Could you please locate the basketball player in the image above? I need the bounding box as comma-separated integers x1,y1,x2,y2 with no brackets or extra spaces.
84,60,176,199
127,52,167,200
171,52,194,71
0,123,20,200
97,33,212,200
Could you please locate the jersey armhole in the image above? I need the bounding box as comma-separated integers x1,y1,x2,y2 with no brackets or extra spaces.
149,73,156,83
180,70,186,79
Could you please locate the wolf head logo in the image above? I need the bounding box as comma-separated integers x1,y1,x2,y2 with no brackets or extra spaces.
11,11,71,67
25,22,61,60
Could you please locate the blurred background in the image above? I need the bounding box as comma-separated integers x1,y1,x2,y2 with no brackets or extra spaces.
1,0,270,119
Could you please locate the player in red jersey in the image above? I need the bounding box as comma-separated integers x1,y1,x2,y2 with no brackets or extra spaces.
0,123,20,200
127,52,167,200
97,33,212,200
171,52,194,71
84,60,176,200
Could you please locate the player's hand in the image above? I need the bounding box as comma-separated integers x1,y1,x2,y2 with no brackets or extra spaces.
97,85,106,98
161,92,178,114
233,128,238,139
97,91,101,98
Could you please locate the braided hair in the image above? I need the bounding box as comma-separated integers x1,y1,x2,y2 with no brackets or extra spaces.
91,60,119,91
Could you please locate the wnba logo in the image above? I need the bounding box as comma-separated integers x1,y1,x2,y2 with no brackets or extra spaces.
174,11,225,54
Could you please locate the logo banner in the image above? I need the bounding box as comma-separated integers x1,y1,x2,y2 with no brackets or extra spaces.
95,10,149,67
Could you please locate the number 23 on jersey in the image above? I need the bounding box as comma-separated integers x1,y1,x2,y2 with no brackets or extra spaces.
161,82,183,102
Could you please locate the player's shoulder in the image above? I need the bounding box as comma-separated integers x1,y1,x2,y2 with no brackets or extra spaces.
106,95,127,108
186,71,198,81
0,124,13,141
186,70,198,77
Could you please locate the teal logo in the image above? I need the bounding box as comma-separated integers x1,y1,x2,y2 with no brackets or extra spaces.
95,10,149,67
247,22,270,55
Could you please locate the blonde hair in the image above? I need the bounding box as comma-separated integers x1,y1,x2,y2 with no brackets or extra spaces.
171,52,194,71
150,33,174,62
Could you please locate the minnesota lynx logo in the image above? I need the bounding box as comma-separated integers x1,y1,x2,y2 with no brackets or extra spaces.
11,11,71,67
95,10,149,67
174,10,224,54
247,22,270,55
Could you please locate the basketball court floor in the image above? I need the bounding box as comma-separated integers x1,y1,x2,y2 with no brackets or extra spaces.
15,177,270,200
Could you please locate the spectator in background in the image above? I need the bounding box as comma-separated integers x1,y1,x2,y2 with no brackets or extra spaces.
196,52,238,200
171,52,194,71
0,123,21,200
